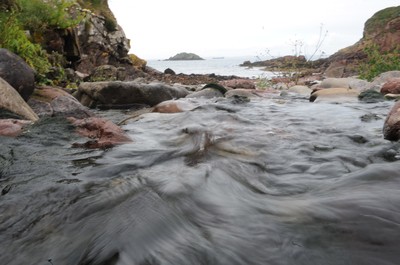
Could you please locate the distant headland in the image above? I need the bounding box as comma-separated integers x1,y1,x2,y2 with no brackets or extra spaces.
166,52,204,61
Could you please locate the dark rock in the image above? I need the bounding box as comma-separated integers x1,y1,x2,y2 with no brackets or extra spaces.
0,48,35,101
358,89,385,103
164,68,176,75
68,117,132,149
76,81,189,108
0,77,39,121
383,101,400,141
360,113,382,122
381,78,400,94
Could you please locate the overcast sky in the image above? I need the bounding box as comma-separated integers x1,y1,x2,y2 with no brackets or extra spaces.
108,0,399,60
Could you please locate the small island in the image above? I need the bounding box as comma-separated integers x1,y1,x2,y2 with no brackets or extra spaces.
166,52,204,61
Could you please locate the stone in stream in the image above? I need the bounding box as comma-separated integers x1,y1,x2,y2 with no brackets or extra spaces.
75,81,189,108
383,101,400,141
0,77,39,121
68,117,132,149
0,48,35,101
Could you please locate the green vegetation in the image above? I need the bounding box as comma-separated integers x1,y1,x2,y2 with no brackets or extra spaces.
16,0,81,33
0,13,51,77
358,44,400,81
0,0,82,81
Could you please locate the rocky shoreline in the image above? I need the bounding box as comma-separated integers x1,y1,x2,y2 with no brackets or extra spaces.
1,45,400,146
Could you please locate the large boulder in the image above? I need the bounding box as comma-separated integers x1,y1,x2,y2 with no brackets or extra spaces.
288,85,312,96
0,77,38,121
318,78,370,91
383,101,400,141
219,79,255,89
380,78,400,95
28,86,93,118
186,88,224,99
76,81,189,108
310,88,360,103
0,48,35,101
370,71,400,90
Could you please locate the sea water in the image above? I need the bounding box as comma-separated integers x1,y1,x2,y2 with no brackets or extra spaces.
147,56,274,78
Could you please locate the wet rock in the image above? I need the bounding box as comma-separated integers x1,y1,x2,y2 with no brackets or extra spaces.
76,81,189,108
358,89,385,103
310,87,360,103
153,99,198,113
370,71,400,90
384,93,400,100
225,89,260,99
0,77,39,121
0,48,35,101
186,88,224,99
219,79,255,89
319,77,370,91
288,85,312,96
380,78,400,94
28,86,93,119
383,101,400,141
68,117,132,149
0,119,32,137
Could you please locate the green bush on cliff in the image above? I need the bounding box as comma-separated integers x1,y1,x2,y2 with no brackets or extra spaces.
0,13,51,77
359,44,400,81
0,0,83,82
16,0,82,33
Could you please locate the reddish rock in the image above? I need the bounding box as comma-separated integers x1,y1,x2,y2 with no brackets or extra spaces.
383,101,400,141
380,78,400,95
219,79,255,89
153,100,197,113
28,86,93,119
0,119,32,137
68,117,132,149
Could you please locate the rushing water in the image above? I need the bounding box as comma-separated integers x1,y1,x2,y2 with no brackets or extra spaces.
1,95,400,265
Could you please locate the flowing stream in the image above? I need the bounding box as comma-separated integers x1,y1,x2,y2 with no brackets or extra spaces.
1,95,400,265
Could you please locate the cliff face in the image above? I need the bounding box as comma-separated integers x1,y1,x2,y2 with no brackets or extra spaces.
39,0,133,75
324,6,400,77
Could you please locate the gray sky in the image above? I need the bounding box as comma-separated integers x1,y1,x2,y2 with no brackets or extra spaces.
109,0,399,60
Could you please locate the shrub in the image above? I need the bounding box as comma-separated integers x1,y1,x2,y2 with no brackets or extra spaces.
16,0,82,33
358,44,400,81
0,13,51,77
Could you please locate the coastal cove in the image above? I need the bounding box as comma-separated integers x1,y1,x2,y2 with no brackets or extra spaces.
1,1,400,265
